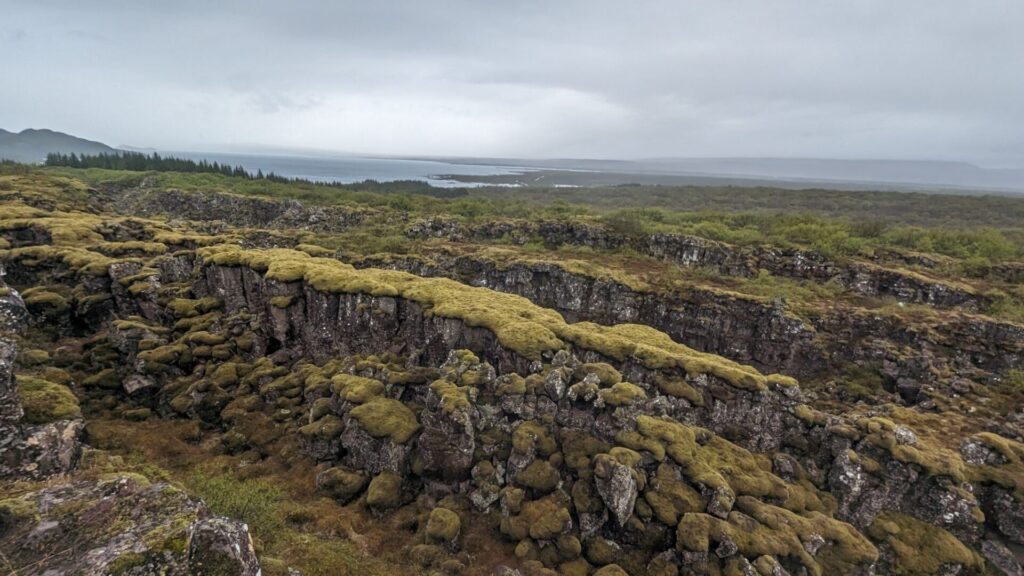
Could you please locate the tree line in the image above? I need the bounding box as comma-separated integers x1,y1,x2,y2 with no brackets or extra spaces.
45,151,277,180
42,151,463,197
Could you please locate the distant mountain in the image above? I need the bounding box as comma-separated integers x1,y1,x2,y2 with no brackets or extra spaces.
0,128,115,163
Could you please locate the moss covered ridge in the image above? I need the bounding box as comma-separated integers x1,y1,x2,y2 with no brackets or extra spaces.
197,245,794,390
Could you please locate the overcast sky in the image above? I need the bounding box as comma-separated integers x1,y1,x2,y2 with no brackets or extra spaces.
2,1,1022,165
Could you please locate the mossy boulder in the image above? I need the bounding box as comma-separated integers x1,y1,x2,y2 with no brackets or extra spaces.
332,373,385,404
365,472,403,509
593,565,629,576
425,507,461,545
82,368,121,389
516,459,562,492
349,398,420,444
315,467,368,503
16,376,81,424
867,512,982,575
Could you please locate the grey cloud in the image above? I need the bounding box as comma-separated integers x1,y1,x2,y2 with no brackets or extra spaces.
1,1,1021,164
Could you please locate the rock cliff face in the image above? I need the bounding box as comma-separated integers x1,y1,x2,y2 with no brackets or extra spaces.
407,218,987,310
356,253,1024,401
0,267,82,480
189,258,803,455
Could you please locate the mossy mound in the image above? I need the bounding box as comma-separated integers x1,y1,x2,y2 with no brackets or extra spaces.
677,496,878,576
425,507,461,544
365,473,403,509
316,467,368,503
866,512,982,575
634,415,827,514
349,398,420,443
16,376,81,423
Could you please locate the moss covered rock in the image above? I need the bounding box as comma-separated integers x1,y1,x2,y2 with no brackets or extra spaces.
16,376,81,424
315,467,368,503
426,507,461,545
365,472,403,509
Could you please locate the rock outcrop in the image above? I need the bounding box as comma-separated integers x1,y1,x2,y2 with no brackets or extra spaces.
0,475,260,576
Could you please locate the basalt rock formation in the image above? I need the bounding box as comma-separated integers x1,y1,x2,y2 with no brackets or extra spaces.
356,253,1023,407
1,173,1022,575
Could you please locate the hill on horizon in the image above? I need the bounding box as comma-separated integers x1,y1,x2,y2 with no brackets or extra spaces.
0,128,115,163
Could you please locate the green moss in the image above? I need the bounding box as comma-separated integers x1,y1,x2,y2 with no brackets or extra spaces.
23,289,69,312
593,565,629,576
643,463,704,526
365,473,403,508
99,240,167,255
349,398,420,443
317,467,368,503
965,432,1024,500
112,318,170,334
167,296,222,318
866,512,981,575
513,420,557,456
501,494,572,540
677,496,878,576
496,374,527,396
0,497,38,526
172,311,221,332
82,368,121,389
127,281,155,295
635,415,825,514
185,330,225,346
655,376,704,405
561,430,611,473
425,507,461,543
108,552,149,574
270,295,294,308
209,362,240,387
516,459,562,492
116,267,161,286
299,415,344,440
599,382,647,407
429,378,473,412
137,344,188,370
18,348,50,366
857,416,966,482
575,362,622,385
332,373,385,404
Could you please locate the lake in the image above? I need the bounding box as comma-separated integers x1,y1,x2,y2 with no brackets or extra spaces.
162,151,527,187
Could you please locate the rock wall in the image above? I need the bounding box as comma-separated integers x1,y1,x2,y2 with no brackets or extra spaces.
356,254,1024,397
191,261,804,454
407,218,987,310
0,267,82,480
